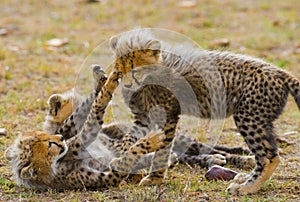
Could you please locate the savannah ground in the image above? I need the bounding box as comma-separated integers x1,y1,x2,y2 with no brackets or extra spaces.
0,0,300,201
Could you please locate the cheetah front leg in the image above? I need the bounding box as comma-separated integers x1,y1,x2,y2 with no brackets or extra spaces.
173,134,255,169
109,130,166,173
139,111,180,186
226,115,280,195
56,65,108,138
64,71,122,160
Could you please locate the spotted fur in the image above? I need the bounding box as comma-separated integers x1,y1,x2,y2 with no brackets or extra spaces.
109,29,300,194
45,66,254,171
5,69,166,190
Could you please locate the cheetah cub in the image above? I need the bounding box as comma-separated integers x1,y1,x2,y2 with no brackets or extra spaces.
109,29,300,195
5,69,166,190
44,66,255,171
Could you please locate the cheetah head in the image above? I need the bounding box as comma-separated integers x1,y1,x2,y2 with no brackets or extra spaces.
43,89,83,134
109,29,162,79
5,131,67,188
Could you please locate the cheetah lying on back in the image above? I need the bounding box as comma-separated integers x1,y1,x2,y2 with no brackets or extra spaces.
5,69,166,190
109,29,300,194
44,65,255,172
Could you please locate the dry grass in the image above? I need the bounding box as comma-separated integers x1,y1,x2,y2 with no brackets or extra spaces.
1,0,300,201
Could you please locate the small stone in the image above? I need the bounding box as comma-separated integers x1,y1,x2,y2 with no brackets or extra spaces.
0,128,7,136
7,45,20,52
0,28,8,36
6,24,19,31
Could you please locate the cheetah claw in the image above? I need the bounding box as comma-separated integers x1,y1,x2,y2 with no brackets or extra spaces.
207,154,226,167
139,175,163,186
232,173,249,184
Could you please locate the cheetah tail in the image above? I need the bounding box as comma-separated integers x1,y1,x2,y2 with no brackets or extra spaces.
296,94,300,111
286,74,300,110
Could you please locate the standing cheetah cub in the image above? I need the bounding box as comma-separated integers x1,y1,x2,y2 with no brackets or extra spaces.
109,29,300,195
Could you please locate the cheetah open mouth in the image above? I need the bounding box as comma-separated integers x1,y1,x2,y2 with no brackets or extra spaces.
49,141,66,155
59,147,65,155
57,142,68,159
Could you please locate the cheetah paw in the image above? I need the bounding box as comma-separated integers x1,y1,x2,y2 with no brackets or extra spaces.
142,130,166,152
232,173,249,184
207,154,226,167
109,157,121,170
225,173,251,195
109,157,131,173
238,156,256,169
169,153,178,164
111,71,123,81
226,182,244,195
90,64,105,75
48,94,63,116
90,64,107,89
226,180,257,195
139,175,163,186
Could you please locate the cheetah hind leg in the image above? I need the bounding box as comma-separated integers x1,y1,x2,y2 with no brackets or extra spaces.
226,155,280,194
138,144,173,187
226,118,280,195
178,154,226,168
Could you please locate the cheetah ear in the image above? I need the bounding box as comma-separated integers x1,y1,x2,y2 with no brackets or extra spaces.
4,146,14,161
146,40,161,51
20,163,36,179
47,94,64,116
5,132,23,161
109,35,118,50
47,94,63,107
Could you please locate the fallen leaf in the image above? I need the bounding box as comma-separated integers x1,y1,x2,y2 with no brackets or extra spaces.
6,24,19,31
276,137,294,145
179,1,197,8
187,191,199,197
7,45,20,52
87,0,102,2
45,38,69,47
209,38,230,48
0,128,7,136
0,28,8,36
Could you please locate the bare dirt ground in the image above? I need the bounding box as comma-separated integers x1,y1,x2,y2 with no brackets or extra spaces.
0,0,299,201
